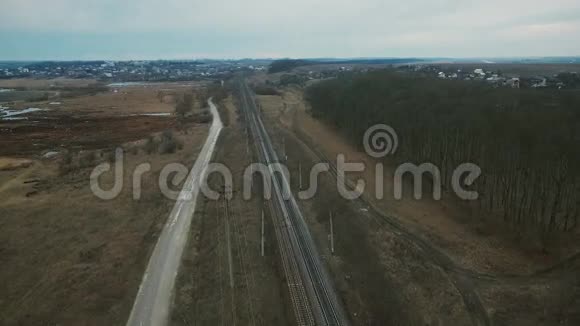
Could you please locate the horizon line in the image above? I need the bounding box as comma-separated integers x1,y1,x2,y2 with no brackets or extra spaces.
1,55,580,63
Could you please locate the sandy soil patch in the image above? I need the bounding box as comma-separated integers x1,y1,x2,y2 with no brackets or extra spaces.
0,158,33,171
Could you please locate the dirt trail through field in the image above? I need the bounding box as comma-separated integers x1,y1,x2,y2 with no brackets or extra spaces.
127,98,222,326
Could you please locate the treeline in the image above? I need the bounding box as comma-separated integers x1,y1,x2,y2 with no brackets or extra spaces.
268,59,314,73
268,58,426,73
253,85,280,96
305,70,580,234
197,82,229,105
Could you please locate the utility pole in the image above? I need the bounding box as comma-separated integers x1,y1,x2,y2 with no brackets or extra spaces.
329,211,335,255
298,161,302,190
282,137,287,162
250,163,254,188
225,190,234,289
261,209,265,257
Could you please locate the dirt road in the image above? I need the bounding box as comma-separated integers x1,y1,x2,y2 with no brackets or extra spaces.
126,98,223,326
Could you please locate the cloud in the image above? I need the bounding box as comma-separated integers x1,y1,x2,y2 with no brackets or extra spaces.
1,0,579,59
505,21,580,38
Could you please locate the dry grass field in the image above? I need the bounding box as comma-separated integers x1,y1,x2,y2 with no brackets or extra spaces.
0,79,211,325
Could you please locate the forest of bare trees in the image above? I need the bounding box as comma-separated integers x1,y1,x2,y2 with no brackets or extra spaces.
305,70,580,235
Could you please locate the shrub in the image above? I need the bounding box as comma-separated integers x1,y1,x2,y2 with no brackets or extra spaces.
158,130,182,154
144,136,158,154
254,85,280,96
58,151,74,175
79,151,96,168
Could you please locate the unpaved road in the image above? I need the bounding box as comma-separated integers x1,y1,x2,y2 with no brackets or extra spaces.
126,98,223,326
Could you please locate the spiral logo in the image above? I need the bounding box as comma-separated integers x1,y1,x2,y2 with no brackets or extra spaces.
363,124,398,158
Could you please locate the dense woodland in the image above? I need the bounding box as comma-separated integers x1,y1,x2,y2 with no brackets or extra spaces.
305,70,580,235
268,59,314,73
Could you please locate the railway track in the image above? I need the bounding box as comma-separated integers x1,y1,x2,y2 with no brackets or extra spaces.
238,79,350,326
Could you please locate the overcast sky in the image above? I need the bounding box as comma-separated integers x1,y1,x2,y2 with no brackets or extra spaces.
1,0,579,60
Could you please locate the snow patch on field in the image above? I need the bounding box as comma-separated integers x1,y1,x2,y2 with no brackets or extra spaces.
129,113,171,117
0,107,48,120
